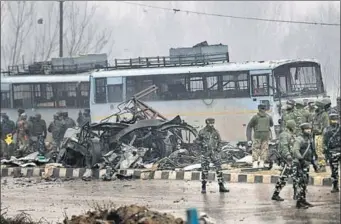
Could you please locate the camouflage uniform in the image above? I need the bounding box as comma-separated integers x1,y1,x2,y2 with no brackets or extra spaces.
312,100,329,168
282,100,302,135
30,113,47,154
63,112,76,129
323,113,340,193
76,110,84,127
271,120,296,201
292,123,314,209
16,113,30,157
48,112,66,148
296,100,310,124
247,104,274,168
304,101,316,123
196,118,229,194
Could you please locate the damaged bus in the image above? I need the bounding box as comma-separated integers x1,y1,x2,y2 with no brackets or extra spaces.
89,58,326,142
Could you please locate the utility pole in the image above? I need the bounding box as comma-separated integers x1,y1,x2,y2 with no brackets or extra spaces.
59,1,64,57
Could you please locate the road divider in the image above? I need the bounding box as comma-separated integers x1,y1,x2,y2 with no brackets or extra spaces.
0,167,334,186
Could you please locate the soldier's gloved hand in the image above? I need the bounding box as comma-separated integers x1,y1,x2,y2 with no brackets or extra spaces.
247,141,252,147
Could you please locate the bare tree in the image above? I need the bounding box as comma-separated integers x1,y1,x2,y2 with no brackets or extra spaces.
4,1,34,66
63,1,114,57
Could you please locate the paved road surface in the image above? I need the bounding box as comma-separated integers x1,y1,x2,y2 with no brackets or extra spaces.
1,177,340,223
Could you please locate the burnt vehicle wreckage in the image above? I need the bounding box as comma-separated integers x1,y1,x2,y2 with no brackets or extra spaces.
54,86,260,176
1,86,278,175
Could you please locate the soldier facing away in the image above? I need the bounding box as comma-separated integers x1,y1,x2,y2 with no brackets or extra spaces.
292,123,314,209
195,118,229,194
16,113,30,157
282,100,302,135
246,103,274,168
323,113,340,193
271,119,296,201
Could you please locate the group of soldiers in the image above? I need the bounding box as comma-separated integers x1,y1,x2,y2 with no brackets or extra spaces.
0,108,91,158
196,96,340,209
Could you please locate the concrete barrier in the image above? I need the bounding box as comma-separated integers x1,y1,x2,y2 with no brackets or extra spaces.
0,167,334,186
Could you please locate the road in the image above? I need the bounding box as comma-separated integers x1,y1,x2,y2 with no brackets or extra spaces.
1,177,340,224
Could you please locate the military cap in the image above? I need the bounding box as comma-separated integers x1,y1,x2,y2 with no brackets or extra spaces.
205,118,215,124
286,120,296,129
329,113,339,120
17,108,25,113
300,123,312,129
286,100,295,106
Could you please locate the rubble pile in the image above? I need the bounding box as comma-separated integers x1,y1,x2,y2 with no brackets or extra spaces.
1,86,264,173
64,205,185,224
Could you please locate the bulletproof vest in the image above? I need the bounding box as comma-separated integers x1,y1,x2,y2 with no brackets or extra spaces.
200,127,220,150
32,120,45,136
328,126,341,150
298,135,312,161
255,114,270,132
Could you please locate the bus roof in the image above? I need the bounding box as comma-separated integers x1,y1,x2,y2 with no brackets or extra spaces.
0,72,91,84
91,58,319,78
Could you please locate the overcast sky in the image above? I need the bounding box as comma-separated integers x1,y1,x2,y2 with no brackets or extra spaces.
1,1,340,98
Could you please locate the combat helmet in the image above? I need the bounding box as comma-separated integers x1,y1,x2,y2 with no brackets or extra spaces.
315,99,325,108
300,122,312,130
321,97,332,107
205,118,215,124
286,119,296,130
295,99,305,108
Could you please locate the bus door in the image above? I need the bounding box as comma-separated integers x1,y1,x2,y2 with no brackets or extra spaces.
250,70,271,110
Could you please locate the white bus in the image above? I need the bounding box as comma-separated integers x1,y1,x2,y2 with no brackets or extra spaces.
90,59,326,141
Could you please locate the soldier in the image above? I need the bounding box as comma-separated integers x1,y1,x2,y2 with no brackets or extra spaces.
30,113,47,153
292,123,314,209
305,100,316,123
195,118,229,194
83,109,91,124
48,114,60,148
321,97,337,115
323,113,340,193
16,113,30,157
246,103,274,168
1,114,16,158
17,108,25,123
63,112,76,129
312,99,329,172
282,100,302,135
271,120,296,201
295,99,310,123
76,110,84,127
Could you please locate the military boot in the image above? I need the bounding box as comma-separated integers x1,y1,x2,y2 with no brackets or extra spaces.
271,192,284,201
302,200,314,207
296,200,309,209
201,181,207,194
219,182,229,193
331,182,340,193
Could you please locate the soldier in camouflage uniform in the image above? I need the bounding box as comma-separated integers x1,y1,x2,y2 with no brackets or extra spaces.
304,100,316,123
271,120,296,201
63,112,76,129
312,99,330,171
282,100,302,135
322,97,337,115
195,118,229,194
323,113,340,193
295,99,310,124
292,123,314,209
247,103,274,168
48,112,66,148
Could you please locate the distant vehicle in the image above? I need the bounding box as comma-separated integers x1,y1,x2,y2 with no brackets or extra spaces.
1,72,91,123
89,58,327,142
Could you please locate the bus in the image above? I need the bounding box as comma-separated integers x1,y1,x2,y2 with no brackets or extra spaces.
89,58,326,142
1,72,91,124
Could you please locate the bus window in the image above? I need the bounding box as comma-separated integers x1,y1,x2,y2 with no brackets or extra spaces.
57,83,77,107
95,78,107,103
189,76,205,99
107,84,123,103
13,84,34,108
221,72,249,98
79,82,90,107
251,74,269,96
1,91,11,108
